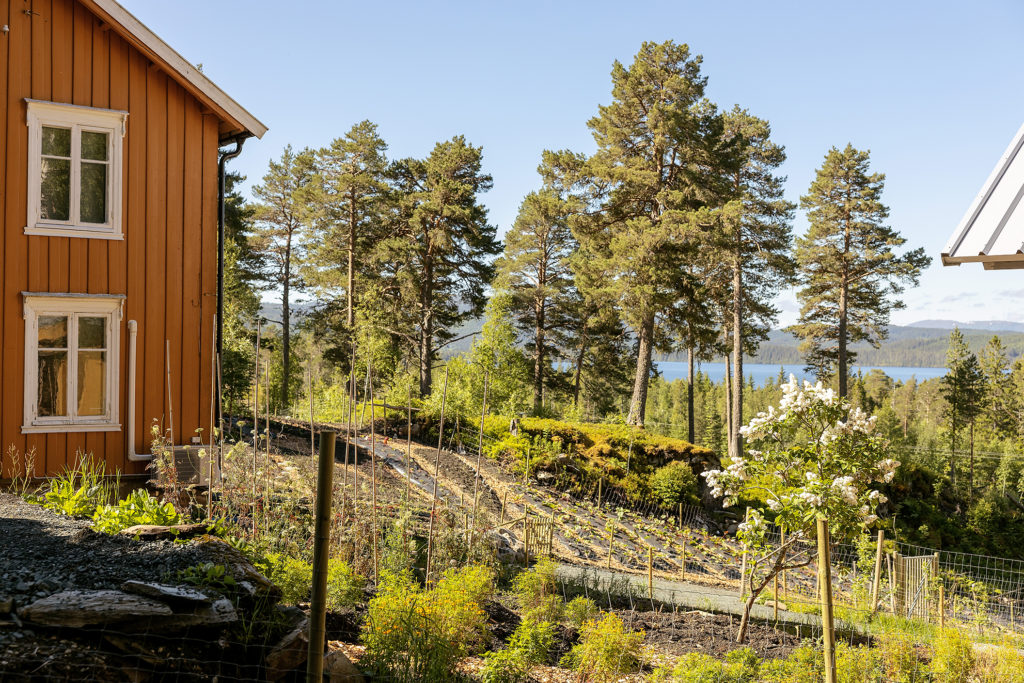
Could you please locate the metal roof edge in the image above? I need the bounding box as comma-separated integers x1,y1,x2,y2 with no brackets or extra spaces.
943,121,1024,262
81,0,268,140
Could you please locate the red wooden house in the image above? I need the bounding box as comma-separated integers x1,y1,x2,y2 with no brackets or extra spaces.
0,0,266,477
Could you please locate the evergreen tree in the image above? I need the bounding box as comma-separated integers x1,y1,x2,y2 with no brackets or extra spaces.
221,172,260,413
495,189,576,412
940,328,987,499
720,107,796,457
388,136,500,396
548,41,721,426
304,121,391,365
251,145,316,409
978,336,1014,438
790,145,930,397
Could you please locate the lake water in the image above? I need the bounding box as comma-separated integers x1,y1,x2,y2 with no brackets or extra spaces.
654,361,946,387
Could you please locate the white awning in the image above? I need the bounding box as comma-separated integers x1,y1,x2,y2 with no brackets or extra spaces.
943,122,1024,269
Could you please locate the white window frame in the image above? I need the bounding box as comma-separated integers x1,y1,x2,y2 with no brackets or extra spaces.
25,100,127,240
22,293,123,433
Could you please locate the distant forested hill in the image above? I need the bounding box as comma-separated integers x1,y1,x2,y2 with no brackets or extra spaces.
657,326,1024,367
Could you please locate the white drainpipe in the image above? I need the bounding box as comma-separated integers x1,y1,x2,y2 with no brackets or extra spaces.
125,320,152,462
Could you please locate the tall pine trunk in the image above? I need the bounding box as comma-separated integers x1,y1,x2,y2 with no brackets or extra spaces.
533,297,545,413
572,323,588,408
725,351,733,459
419,252,434,397
687,346,695,444
838,219,850,398
628,312,655,426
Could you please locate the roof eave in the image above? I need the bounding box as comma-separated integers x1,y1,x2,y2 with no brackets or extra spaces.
79,0,268,141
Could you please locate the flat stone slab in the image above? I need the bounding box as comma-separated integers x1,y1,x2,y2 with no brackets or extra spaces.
19,590,172,628
118,523,207,541
120,581,214,606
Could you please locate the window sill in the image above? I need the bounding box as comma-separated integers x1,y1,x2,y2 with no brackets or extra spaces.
24,225,123,240
22,423,122,434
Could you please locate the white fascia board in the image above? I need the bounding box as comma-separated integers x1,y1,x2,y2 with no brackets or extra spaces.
86,0,268,140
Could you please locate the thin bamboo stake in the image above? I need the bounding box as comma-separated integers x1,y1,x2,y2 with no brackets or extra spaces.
471,372,489,552
678,502,683,529
252,322,261,535
648,546,654,600
165,339,174,446
425,368,449,586
681,535,687,580
265,363,271,510
308,365,315,460
349,350,358,514
607,528,614,569
939,583,945,628
598,478,602,507
216,353,224,474
368,364,379,584
780,529,787,598
406,392,413,507
524,513,531,567
207,318,216,521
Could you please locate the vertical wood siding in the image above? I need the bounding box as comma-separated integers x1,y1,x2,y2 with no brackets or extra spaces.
0,0,220,476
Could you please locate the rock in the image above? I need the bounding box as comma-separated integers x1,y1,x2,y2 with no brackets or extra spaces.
265,617,309,681
118,523,207,541
120,581,214,606
0,594,11,614
536,471,556,484
19,590,172,628
487,528,524,563
324,650,365,682
137,597,238,631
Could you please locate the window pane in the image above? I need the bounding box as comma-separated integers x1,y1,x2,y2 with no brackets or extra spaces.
81,131,108,161
40,158,71,221
38,350,68,417
42,126,71,157
80,162,107,224
79,317,106,349
77,350,106,417
39,316,68,348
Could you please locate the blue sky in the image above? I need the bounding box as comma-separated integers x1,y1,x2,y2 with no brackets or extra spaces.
123,0,1024,326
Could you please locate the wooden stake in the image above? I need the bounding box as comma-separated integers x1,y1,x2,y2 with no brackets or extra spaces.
524,514,531,567
470,373,489,553
607,528,614,569
216,353,224,475
738,507,750,597
870,530,884,615
817,519,836,683
406,392,413,506
252,322,260,534
648,546,654,600
265,363,271,509
681,535,687,580
780,529,787,598
597,478,602,507
773,572,779,621
939,582,945,628
306,430,336,683
500,488,508,525
165,339,174,446
425,368,449,586
368,365,379,584
678,502,683,529
208,318,216,521
308,365,315,460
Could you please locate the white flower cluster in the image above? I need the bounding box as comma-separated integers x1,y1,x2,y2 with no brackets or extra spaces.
875,458,899,483
831,476,858,505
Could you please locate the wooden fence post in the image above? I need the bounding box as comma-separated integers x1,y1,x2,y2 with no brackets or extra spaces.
678,502,683,529
870,529,884,615
780,529,787,598
939,582,945,628
817,518,836,683
607,529,614,569
681,535,687,580
597,478,602,507
306,430,336,683
524,514,531,567
893,551,904,617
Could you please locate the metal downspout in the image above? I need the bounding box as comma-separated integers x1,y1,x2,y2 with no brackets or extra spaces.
216,135,247,408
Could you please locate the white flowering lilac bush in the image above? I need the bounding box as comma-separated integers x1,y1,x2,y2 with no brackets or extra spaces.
703,375,898,642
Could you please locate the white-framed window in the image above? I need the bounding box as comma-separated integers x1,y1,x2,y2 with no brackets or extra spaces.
25,100,127,240
23,294,123,433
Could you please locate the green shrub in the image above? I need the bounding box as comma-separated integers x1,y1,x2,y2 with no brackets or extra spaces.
658,648,760,682
650,460,699,506
92,489,180,534
362,566,493,682
513,559,561,621
836,642,881,683
43,454,117,518
976,637,1024,682
260,553,313,604
561,612,646,682
757,642,822,683
479,619,556,683
480,647,528,683
326,559,365,610
564,596,600,629
877,629,924,683
176,562,238,594
930,628,975,683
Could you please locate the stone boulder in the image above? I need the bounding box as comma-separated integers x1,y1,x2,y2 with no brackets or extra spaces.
19,590,172,628
120,581,213,606
265,617,308,681
192,536,281,601
324,649,365,682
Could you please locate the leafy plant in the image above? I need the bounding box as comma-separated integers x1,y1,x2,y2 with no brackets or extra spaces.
930,628,975,683
650,460,699,507
92,489,180,534
326,558,365,610
561,612,646,682
176,563,238,594
564,596,600,629
42,453,117,518
260,553,313,604
513,559,562,622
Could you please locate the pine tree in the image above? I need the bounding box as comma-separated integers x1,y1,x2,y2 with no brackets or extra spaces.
791,145,930,397
940,328,987,499
304,121,391,363
221,172,260,413
388,136,500,396
720,108,795,457
495,189,576,412
251,145,316,409
548,41,721,426
978,336,1014,438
